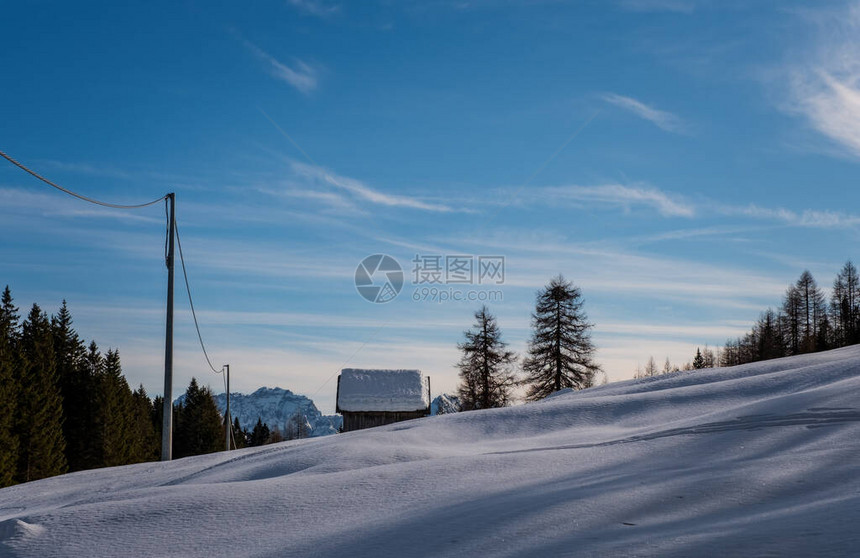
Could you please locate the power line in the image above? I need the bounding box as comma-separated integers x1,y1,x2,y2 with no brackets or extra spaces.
0,149,167,209
0,150,229,458
174,221,222,375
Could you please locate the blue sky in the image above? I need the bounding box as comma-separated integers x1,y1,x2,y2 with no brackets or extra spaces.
3,0,860,414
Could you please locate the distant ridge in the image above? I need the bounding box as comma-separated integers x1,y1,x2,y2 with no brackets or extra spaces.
179,387,342,437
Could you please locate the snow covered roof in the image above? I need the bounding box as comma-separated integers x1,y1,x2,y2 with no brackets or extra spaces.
337,369,430,413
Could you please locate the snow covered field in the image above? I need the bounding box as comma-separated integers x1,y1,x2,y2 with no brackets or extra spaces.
2,347,859,557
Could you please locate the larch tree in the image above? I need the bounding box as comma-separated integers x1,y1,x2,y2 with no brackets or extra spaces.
796,271,827,353
522,276,601,400
782,285,803,356
644,356,658,377
755,308,785,361
831,261,860,347
456,306,518,410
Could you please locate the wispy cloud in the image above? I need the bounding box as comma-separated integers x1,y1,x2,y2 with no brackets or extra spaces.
242,39,319,94
269,186,361,214
782,3,860,159
0,187,161,224
290,161,460,213
602,93,687,134
542,184,694,217
288,0,340,17
722,203,860,229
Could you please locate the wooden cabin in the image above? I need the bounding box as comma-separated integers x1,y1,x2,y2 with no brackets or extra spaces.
336,369,431,432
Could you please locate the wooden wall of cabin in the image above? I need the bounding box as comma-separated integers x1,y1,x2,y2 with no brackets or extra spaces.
342,411,429,432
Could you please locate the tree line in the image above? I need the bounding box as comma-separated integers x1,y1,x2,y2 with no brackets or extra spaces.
0,286,289,488
720,263,859,366
635,262,860,376
455,275,603,411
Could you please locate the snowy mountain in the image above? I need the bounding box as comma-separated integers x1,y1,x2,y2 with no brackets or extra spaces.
4,346,860,557
177,387,342,437
214,387,342,437
430,393,461,415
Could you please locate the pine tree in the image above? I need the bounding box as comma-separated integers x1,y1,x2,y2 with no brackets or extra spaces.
662,357,672,375
231,416,247,449
249,418,270,447
80,341,105,469
16,304,67,482
692,348,705,369
173,378,223,458
0,286,20,487
130,385,159,462
522,276,601,400
456,306,518,410
51,301,90,472
151,395,164,453
98,349,135,467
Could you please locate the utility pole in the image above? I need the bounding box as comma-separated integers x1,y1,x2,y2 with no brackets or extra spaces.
161,193,175,461
224,364,231,451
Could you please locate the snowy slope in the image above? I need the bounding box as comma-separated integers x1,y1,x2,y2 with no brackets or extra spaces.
2,347,860,557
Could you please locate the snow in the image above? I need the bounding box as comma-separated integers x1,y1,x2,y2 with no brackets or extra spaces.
431,393,461,415
2,347,860,557
207,387,342,437
337,368,430,412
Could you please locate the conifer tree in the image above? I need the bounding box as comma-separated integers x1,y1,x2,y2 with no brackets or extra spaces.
662,357,672,375
130,385,159,462
644,356,658,377
151,395,164,450
796,271,827,353
692,348,705,369
831,261,860,346
16,304,67,482
99,349,135,467
80,341,105,469
51,301,90,472
456,306,518,410
249,418,270,447
286,411,310,440
0,286,20,487
754,309,785,361
173,378,223,458
782,285,803,355
231,416,247,449
522,276,601,400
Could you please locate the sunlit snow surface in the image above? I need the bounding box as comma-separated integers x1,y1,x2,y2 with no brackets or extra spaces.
2,347,859,557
